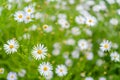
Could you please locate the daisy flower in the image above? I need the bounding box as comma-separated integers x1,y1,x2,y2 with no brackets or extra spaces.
75,15,85,24
85,77,94,80
14,11,25,22
110,52,120,62
43,24,49,30
78,39,89,50
85,52,94,60
100,40,112,52
71,27,81,36
4,39,19,54
32,44,47,60
0,68,4,74
24,14,33,23
38,62,53,76
18,69,26,77
85,16,97,26
45,71,53,80
24,5,34,14
7,72,17,80
55,64,68,77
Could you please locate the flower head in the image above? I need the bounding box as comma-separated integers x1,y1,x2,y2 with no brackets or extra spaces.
4,39,19,54
32,44,47,60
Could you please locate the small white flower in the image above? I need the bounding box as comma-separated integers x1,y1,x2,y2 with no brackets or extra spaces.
78,39,89,50
53,42,61,49
32,44,47,60
106,0,115,4
109,18,118,26
86,16,97,26
71,27,81,36
24,5,34,14
22,33,30,40
65,38,75,46
29,25,37,31
65,59,73,67
98,50,105,57
100,40,112,52
0,68,4,74
24,14,33,23
110,52,120,62
75,15,85,24
18,69,26,77
14,11,25,22
55,65,67,77
52,49,60,56
7,72,17,80
85,77,94,80
117,9,120,15
44,25,53,33
99,76,106,80
71,50,80,59
45,71,53,80
24,0,32,3
4,39,19,54
85,52,94,60
96,59,104,66
38,62,53,76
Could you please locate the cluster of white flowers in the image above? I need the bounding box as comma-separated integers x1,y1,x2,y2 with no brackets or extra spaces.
100,40,120,62
14,5,34,23
1,0,120,80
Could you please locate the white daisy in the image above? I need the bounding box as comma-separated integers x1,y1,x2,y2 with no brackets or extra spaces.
4,39,19,54
110,52,120,62
7,72,17,80
99,77,106,80
100,40,112,52
14,11,25,22
85,16,97,26
38,62,53,76
45,71,53,80
0,68,4,74
85,77,94,80
109,18,118,26
71,27,81,36
78,39,89,50
18,69,26,77
32,44,47,60
55,64,67,77
22,33,30,40
71,49,80,59
43,25,53,33
24,14,33,23
52,49,60,56
85,52,94,60
65,59,73,67
24,5,34,14
75,15,85,24
28,25,37,31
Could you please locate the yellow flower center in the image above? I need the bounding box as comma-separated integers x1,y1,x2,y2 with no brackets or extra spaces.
104,44,109,49
11,75,14,78
43,66,48,71
9,45,14,49
18,14,23,18
26,16,30,20
27,9,31,12
81,43,84,46
89,19,93,23
0,69,3,73
37,50,42,54
60,69,63,72
43,25,48,29
114,55,117,58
